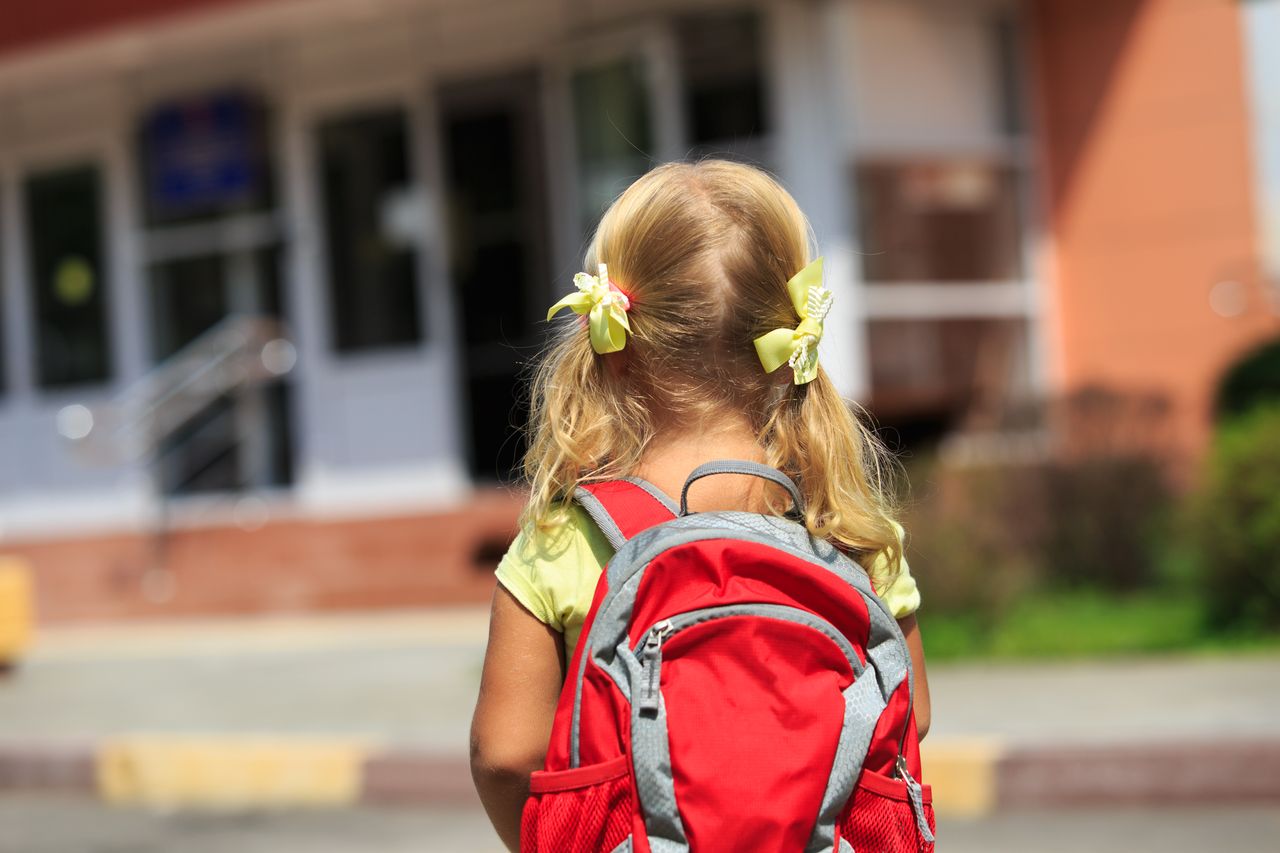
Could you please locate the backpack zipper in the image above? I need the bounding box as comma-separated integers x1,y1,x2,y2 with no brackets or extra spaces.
638,619,674,715
631,603,867,723
895,754,936,843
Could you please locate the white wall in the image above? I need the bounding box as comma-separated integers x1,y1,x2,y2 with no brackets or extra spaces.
1244,0,1280,292
846,0,1015,154
0,0,1027,537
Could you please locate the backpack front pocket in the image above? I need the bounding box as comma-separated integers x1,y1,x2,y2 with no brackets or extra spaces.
835,768,936,852
521,754,633,853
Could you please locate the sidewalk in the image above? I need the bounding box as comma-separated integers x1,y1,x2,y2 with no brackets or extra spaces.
1,607,1278,814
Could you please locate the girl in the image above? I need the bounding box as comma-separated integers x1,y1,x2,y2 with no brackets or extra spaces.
470,160,930,851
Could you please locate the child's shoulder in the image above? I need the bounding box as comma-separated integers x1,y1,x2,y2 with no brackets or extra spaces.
494,503,615,624
505,503,612,566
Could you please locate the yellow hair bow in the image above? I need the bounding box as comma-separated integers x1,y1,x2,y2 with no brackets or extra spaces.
753,257,832,385
546,263,632,354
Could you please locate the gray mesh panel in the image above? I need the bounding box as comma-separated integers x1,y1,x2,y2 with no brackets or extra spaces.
630,680,688,850
806,670,889,852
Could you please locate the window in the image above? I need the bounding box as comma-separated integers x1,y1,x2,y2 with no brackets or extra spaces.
676,11,769,161
856,160,1022,282
847,3,1037,444
572,57,654,236
25,164,111,389
138,90,274,227
318,108,423,352
868,318,1029,426
849,2,1030,285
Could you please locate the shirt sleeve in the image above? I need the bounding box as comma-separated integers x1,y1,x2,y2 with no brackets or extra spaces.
878,561,922,619
493,504,615,641
869,521,922,619
494,526,563,630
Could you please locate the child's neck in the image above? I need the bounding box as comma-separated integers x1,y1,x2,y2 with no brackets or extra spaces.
632,414,770,513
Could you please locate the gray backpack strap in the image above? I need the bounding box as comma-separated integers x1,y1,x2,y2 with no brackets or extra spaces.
678,460,804,517
573,478,679,550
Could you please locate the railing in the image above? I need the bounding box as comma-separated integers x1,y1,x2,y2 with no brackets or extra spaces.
56,315,296,601
57,314,295,471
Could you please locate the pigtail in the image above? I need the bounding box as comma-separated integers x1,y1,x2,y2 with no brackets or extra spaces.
522,321,651,534
762,371,906,587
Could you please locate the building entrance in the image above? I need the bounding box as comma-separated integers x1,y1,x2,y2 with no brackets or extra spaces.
138,90,294,495
438,71,550,482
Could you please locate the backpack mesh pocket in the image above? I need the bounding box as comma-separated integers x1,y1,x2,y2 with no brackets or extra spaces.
835,769,936,852
521,755,633,853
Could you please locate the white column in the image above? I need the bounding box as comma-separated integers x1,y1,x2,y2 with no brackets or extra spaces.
0,158,34,402
765,0,869,401
275,98,326,493
103,119,151,388
1244,0,1280,307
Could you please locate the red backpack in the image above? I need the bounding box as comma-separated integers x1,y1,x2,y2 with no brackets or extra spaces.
521,461,935,852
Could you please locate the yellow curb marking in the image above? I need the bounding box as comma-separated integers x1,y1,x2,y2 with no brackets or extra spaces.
97,736,374,809
921,738,1006,818
0,558,34,664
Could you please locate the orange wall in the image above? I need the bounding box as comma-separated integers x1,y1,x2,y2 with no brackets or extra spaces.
1032,0,1279,458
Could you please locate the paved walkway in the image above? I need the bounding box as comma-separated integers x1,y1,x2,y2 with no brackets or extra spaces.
4,796,1280,853
5,607,1278,750
1,609,491,753
1,607,1278,820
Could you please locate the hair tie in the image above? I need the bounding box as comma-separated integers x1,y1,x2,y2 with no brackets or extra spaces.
753,257,831,385
547,263,632,354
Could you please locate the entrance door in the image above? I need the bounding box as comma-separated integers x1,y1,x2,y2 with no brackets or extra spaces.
438,71,550,482
146,246,292,494
138,89,294,495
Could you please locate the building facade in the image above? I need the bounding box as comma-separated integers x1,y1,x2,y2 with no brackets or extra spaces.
0,0,1274,622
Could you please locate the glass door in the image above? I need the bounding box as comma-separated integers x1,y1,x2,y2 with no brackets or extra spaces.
438,71,551,482
136,89,294,495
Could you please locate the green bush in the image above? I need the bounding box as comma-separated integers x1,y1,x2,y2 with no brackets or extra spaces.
1038,452,1173,591
900,457,1040,626
904,417,1173,615
1189,404,1280,631
1216,336,1280,421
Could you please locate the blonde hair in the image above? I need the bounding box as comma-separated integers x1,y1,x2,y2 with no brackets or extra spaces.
522,161,904,581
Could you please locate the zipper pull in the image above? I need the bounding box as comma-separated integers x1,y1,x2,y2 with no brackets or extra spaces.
896,755,936,843
638,620,673,717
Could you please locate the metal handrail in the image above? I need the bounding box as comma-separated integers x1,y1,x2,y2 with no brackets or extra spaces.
57,314,296,465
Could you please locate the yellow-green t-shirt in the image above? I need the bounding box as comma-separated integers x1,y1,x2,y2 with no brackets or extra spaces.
496,505,922,662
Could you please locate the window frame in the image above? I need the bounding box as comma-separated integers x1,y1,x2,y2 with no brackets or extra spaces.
14,146,119,396
296,81,437,363
845,1,1048,410
314,104,426,355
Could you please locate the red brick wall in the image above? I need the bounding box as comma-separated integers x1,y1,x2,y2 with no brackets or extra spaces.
1032,0,1279,459
5,491,523,624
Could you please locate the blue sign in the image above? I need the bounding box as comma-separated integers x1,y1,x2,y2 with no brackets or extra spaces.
142,90,268,220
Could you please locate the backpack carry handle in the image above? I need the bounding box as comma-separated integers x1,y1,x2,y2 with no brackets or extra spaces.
679,460,805,517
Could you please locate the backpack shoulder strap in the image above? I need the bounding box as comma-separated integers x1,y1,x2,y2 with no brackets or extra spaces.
573,478,678,549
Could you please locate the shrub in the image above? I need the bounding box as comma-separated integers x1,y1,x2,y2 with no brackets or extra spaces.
1216,336,1280,421
1189,403,1280,631
909,387,1174,598
1037,451,1173,590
